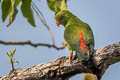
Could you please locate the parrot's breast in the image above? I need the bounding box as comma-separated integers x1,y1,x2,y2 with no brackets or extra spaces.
64,24,81,52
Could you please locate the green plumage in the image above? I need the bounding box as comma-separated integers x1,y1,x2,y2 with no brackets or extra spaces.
55,10,94,60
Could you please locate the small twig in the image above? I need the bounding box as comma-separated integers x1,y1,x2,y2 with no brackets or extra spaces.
0,40,66,50
11,60,14,71
31,1,55,45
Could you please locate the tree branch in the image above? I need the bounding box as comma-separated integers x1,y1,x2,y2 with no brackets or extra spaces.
0,42,120,80
0,40,65,50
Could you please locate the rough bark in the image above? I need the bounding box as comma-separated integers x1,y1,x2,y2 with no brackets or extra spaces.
0,42,120,80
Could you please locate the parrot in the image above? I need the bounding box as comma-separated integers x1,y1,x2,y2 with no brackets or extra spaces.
47,0,68,13
55,10,95,63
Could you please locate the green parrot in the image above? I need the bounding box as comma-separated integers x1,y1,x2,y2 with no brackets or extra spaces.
55,10,95,62
47,0,68,13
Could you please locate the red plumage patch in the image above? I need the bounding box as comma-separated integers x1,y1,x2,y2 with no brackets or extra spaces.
79,32,88,52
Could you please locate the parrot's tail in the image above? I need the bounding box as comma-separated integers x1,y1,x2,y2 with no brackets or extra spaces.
76,51,89,60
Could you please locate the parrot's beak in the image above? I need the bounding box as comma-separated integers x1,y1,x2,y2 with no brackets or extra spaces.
56,20,61,27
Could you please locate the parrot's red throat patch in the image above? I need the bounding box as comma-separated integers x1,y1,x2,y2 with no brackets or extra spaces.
56,20,61,26
79,32,88,52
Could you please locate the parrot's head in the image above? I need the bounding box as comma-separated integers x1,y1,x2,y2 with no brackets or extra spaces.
55,10,72,27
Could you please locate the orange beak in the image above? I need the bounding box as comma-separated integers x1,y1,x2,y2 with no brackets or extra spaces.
56,20,61,26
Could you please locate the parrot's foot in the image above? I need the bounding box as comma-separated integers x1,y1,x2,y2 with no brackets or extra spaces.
69,53,73,64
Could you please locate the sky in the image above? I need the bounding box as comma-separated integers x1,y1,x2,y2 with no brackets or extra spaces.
0,0,120,80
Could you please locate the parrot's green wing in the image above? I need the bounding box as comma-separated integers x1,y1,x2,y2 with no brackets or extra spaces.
64,23,94,60
47,0,68,13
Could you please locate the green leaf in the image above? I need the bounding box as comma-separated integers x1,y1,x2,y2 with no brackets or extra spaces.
1,0,11,22
21,0,36,27
6,52,11,58
7,0,18,27
1,0,21,23
16,60,19,64
11,48,16,56
13,58,19,64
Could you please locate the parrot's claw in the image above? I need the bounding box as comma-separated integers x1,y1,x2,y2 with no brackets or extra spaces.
69,53,73,64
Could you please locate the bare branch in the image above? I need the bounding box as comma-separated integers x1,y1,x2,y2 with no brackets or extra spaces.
0,42,120,80
0,40,65,50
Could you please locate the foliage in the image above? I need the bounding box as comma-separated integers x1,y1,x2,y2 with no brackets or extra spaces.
21,0,35,26
6,48,19,71
0,0,55,45
1,0,35,27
